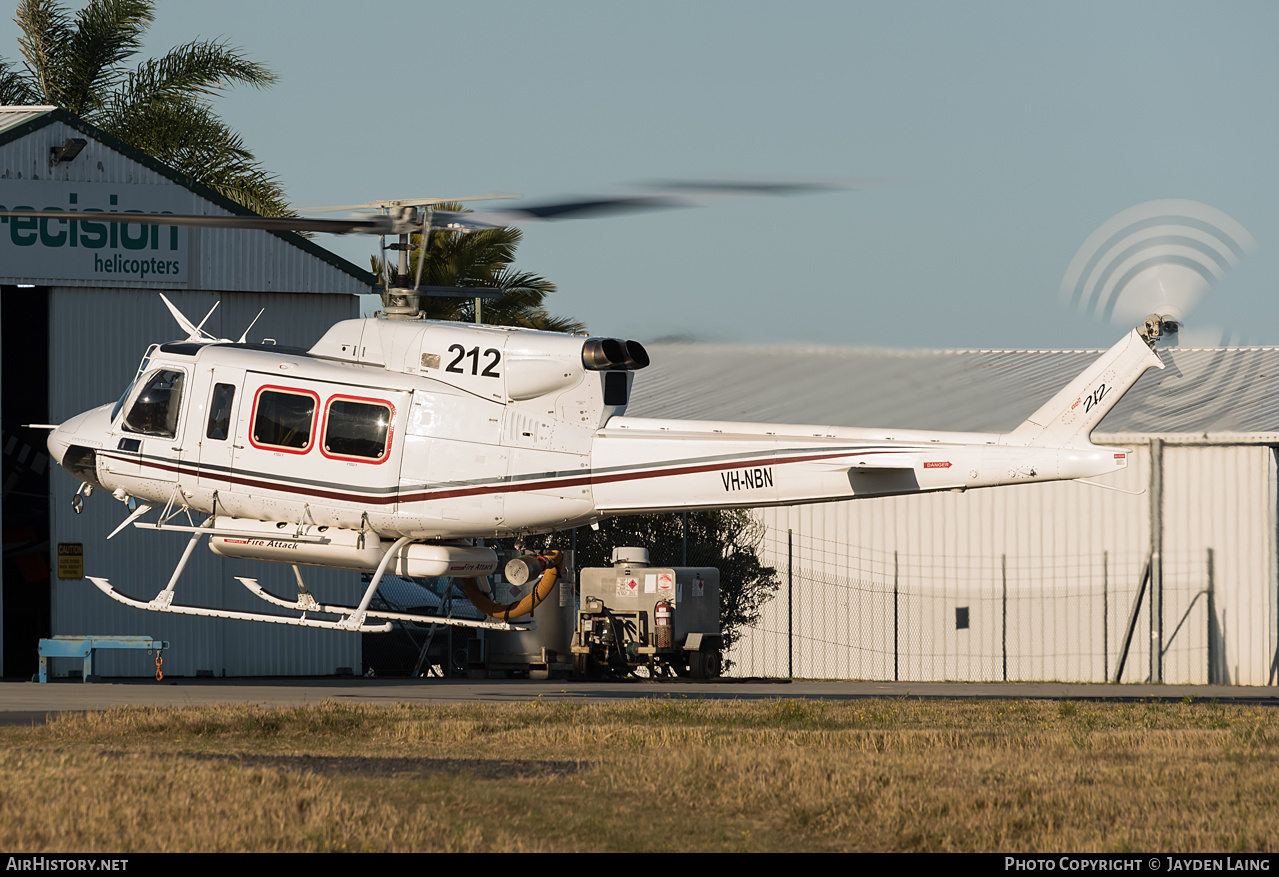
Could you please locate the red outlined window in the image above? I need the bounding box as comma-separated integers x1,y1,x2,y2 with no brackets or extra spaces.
250,386,319,454
321,395,395,464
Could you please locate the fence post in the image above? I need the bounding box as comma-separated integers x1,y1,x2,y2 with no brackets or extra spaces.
1150,437,1164,683
893,550,899,682
1002,553,1008,682
1114,555,1152,683
787,528,793,680
1207,548,1218,684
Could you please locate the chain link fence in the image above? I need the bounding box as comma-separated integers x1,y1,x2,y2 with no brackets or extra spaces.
361,516,1232,683
727,528,1226,683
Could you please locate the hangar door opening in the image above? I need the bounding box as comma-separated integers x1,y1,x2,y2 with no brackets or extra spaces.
2,285,51,678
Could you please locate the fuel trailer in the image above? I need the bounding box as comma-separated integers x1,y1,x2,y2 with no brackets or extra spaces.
572,547,721,679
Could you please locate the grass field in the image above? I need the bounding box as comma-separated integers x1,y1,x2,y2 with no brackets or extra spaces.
1,697,1276,852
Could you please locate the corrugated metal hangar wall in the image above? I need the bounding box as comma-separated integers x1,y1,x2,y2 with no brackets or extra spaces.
45,291,364,679
0,107,372,678
630,344,1279,686
742,442,1275,686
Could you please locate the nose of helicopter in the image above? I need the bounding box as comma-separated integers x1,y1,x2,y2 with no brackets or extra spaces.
46,404,114,470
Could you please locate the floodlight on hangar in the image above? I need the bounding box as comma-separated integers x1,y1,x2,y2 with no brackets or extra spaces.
50,137,86,164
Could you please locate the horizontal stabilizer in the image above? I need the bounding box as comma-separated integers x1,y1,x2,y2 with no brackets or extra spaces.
848,453,922,470
793,452,922,472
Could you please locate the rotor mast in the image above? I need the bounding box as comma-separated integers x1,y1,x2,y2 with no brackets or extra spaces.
372,196,514,322
380,205,429,318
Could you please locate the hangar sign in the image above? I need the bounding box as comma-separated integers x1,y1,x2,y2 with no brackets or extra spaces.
0,182,190,284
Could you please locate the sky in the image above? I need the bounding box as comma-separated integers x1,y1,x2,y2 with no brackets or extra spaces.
4,0,1278,349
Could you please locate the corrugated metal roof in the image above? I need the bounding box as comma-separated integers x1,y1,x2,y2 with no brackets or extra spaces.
0,105,55,132
626,342,1279,441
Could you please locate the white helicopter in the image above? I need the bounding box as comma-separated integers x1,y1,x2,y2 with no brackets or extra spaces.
12,191,1175,634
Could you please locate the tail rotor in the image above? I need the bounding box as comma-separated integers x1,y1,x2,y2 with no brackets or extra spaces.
1060,199,1255,345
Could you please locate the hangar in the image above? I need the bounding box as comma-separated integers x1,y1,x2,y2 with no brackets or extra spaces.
629,340,1279,686
0,106,374,678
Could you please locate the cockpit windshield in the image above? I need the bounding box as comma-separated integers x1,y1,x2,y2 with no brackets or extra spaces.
123,369,185,438
111,345,159,423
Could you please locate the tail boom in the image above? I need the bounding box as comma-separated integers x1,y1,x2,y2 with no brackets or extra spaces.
589,426,1133,514
589,322,1162,514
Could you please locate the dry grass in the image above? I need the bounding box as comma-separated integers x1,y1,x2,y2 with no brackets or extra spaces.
1,697,1276,852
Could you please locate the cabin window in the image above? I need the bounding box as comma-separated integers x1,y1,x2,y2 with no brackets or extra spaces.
206,383,236,441
122,369,185,438
251,388,318,452
323,397,393,462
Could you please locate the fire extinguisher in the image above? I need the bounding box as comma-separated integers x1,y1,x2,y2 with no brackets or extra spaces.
654,599,673,649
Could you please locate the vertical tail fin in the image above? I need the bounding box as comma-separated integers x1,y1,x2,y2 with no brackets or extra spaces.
1002,319,1166,449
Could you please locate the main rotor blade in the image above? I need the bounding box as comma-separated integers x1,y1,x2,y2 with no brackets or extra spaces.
641,179,842,195
0,209,391,235
427,198,685,231
488,195,687,220
429,180,851,228
0,179,852,237
640,177,881,195
295,194,519,213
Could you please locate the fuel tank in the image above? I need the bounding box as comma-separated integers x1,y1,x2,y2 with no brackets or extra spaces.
207,517,498,576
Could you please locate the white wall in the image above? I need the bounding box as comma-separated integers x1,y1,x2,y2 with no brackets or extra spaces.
735,443,1277,685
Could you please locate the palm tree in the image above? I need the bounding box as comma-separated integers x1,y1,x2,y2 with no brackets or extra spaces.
0,0,289,216
372,204,587,333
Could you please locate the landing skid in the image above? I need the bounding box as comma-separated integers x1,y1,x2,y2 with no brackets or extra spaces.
237,575,534,632
87,514,533,633
87,576,394,632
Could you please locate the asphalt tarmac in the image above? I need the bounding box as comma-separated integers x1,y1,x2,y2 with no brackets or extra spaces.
1,677,1276,724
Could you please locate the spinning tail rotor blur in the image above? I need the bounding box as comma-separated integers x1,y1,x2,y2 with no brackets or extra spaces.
1060,199,1256,346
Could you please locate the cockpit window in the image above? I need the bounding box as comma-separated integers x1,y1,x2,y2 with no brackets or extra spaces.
111,345,158,423
122,369,185,438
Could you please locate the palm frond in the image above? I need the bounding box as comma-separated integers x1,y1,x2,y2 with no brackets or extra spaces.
0,56,39,104
61,0,152,115
106,39,277,119
2,0,288,217
371,217,583,331
15,0,73,104
101,101,290,217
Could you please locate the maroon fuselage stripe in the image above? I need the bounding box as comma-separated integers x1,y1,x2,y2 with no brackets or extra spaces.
99,448,912,506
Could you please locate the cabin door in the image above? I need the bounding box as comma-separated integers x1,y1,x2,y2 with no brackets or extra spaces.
197,366,245,501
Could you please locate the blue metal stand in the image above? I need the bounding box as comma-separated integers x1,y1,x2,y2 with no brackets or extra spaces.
36,636,168,683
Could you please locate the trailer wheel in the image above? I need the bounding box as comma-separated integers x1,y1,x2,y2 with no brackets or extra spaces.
574,654,597,679
690,649,722,680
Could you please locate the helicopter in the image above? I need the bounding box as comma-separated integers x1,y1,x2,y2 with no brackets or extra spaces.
9,191,1175,635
